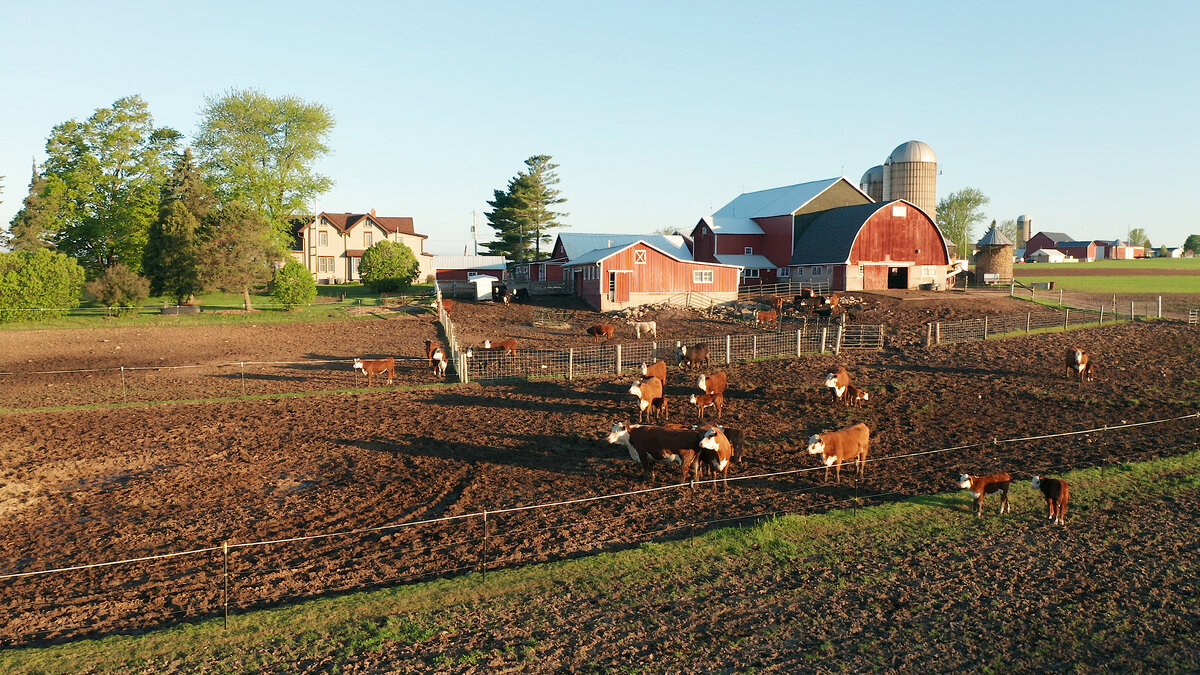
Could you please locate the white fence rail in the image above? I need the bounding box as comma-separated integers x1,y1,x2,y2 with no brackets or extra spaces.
927,305,1149,346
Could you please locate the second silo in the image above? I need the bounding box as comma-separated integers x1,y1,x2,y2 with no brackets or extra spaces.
882,140,938,221
859,165,884,202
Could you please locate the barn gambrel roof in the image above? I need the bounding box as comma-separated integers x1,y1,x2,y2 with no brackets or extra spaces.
788,200,944,266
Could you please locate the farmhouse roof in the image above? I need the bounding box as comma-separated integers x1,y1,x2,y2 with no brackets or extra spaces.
562,239,741,269
1058,240,1095,248
554,233,691,261
295,212,425,238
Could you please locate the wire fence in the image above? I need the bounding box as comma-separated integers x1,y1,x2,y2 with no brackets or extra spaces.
1,411,1196,646
927,301,1163,346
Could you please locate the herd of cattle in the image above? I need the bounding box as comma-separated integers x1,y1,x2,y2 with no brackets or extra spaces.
357,297,1094,523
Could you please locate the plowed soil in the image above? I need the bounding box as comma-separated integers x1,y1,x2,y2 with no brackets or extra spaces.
1,291,1198,649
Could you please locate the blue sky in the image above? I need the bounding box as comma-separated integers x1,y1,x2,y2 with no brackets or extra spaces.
2,1,1197,255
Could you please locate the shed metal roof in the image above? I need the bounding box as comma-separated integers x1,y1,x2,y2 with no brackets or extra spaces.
977,227,1014,247
555,233,690,261
561,240,740,269
713,177,847,220
433,255,508,270
714,254,777,269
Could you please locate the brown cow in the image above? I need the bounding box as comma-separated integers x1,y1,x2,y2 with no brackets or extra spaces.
1066,348,1093,382
723,426,747,463
430,347,449,378
484,338,518,356
805,422,870,483
770,296,786,312
754,310,778,328
824,366,851,403
698,425,734,487
629,377,667,424
424,339,440,367
1032,476,1070,525
607,422,704,485
587,324,616,340
957,473,1012,517
698,371,727,395
678,344,710,369
641,360,667,383
353,357,396,386
689,392,724,420
430,299,455,313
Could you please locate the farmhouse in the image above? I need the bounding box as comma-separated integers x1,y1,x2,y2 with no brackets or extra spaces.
690,177,872,285
292,210,433,284
561,239,741,311
788,200,951,291
433,255,509,281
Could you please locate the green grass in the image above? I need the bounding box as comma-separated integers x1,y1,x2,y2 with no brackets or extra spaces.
4,450,1199,672
1014,275,1200,294
1019,257,1200,271
0,283,435,331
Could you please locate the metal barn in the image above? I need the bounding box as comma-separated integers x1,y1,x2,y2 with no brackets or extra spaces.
561,240,741,311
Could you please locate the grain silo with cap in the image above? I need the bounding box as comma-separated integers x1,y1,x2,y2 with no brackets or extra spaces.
882,140,938,221
974,224,1014,284
859,165,884,202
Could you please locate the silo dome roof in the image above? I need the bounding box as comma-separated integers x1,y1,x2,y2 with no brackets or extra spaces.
1017,214,1030,223
887,140,937,164
860,165,884,183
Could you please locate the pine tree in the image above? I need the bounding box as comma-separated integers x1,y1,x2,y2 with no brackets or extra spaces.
483,155,568,262
5,162,66,252
144,149,212,303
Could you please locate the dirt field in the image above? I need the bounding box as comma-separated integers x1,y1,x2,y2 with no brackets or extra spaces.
1,291,1198,647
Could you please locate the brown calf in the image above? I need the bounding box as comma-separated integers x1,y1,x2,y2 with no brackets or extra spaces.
698,371,727,395
698,425,734,487
957,472,1011,517
424,339,440,367
587,324,616,340
844,383,870,407
755,310,778,328
1066,348,1092,382
689,392,724,420
678,345,710,369
824,366,851,403
641,360,668,383
805,422,870,483
430,299,454,313
353,357,396,386
484,338,519,356
1032,476,1070,525
430,347,449,378
629,377,668,424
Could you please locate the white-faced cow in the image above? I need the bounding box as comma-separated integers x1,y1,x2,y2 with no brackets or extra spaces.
430,347,449,378
483,338,519,356
1066,348,1094,382
805,422,870,484
1032,476,1071,525
629,377,667,423
689,392,724,420
678,344,710,369
430,299,454,313
606,422,704,485
353,357,396,386
824,366,851,403
698,425,734,488
698,371,727,396
957,472,1011,517
641,360,668,383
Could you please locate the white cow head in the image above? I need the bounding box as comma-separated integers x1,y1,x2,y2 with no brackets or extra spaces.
607,421,632,445
640,362,650,377
823,372,840,388
698,374,708,391
484,339,492,348
629,381,644,397
353,358,365,371
699,427,721,451
689,393,698,405
805,434,825,455
957,474,973,489
1031,476,1043,490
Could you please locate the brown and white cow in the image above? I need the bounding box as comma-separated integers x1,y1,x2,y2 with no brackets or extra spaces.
641,360,668,383
823,366,851,403
629,377,667,424
688,392,724,420
607,422,704,485
353,357,396,386
483,338,518,356
844,383,870,408
430,299,454,313
754,310,778,328
430,347,449,378
424,339,440,367
1066,348,1093,382
698,371,727,396
769,296,786,312
678,344,710,369
698,425,734,487
805,422,870,484
1032,476,1070,525
587,324,616,340
957,472,1012,517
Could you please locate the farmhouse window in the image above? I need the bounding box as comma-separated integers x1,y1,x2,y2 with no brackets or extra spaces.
634,250,647,264
693,269,713,284
744,246,753,255
364,231,373,247
744,268,760,278
318,230,329,247
318,256,334,273
858,265,865,275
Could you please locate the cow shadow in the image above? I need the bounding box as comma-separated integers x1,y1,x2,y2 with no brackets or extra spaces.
873,363,1034,379
329,432,608,473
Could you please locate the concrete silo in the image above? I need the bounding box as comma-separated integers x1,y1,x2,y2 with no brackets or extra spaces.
859,165,884,202
882,140,938,221
1016,214,1032,251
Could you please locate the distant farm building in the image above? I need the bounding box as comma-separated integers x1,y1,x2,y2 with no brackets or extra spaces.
1027,248,1070,263
433,255,508,281
521,233,693,283
561,239,741,311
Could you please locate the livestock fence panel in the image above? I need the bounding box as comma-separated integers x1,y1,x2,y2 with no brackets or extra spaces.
927,303,1164,346
1189,309,1198,325
737,280,830,301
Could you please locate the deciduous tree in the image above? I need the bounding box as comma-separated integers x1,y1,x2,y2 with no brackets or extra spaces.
1183,234,1200,255
86,263,149,315
198,202,280,311
270,259,317,310
0,248,86,322
39,95,181,276
936,188,990,259
358,240,419,292
1127,227,1151,250
195,89,334,243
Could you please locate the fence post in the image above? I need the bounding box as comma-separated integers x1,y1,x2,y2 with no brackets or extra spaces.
1026,312,1031,332
834,324,844,354
925,323,932,346
879,325,885,348
1059,288,1063,305
726,335,732,365
936,322,941,344
797,329,802,356
1130,301,1135,321
651,340,657,362
120,366,127,402
222,541,229,630
1099,306,1104,324
820,328,828,354
1158,296,1162,318
240,362,246,396
615,344,622,374
481,511,489,581
983,316,988,340
1010,279,1015,297
752,335,757,360
460,354,469,384
568,348,574,380
1064,309,1069,330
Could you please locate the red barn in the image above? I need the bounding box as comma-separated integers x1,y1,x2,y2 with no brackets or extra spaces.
524,233,693,283
789,200,951,290
561,240,741,311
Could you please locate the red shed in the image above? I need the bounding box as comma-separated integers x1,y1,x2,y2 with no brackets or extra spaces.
789,200,951,291
561,240,741,311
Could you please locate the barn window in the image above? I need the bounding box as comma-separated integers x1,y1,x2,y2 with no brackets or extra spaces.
778,267,790,278
858,265,865,275
693,269,713,284
811,266,823,275
318,230,329,247
634,250,647,264
744,246,753,255
744,268,760,278
892,205,907,217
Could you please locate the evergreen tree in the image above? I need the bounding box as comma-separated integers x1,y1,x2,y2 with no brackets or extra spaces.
198,202,280,311
144,149,212,303
483,155,568,262
5,162,66,252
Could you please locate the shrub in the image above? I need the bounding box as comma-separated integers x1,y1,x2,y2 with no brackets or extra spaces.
87,264,150,316
0,248,86,322
358,241,420,293
270,259,317,310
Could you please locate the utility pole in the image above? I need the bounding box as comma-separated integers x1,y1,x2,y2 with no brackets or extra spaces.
471,210,478,255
